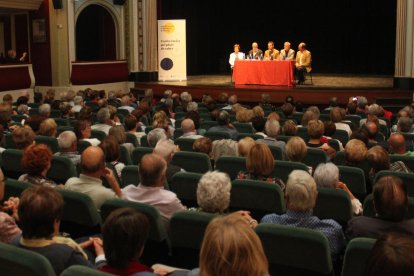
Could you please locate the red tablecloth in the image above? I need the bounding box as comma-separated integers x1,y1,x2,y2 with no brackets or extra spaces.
233,60,295,86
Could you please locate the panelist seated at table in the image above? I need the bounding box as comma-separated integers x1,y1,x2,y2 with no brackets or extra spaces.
2,49,28,64
264,41,279,60
295,42,312,85
279,41,295,60
247,42,263,60
229,44,245,69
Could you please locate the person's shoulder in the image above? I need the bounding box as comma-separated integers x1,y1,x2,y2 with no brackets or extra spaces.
261,213,282,223
318,217,343,229
64,176,81,186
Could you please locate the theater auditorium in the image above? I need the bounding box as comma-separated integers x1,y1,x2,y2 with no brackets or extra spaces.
0,0,414,275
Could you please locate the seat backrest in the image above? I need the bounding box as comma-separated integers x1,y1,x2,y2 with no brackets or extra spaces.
77,140,91,154
0,241,56,276
268,145,284,160
170,210,216,250
333,151,346,165
125,132,139,147
233,122,255,133
338,165,367,197
121,165,140,188
332,129,349,146
344,115,361,129
170,172,203,207
4,178,33,199
175,138,196,152
2,149,24,179
4,132,17,148
200,120,218,130
170,211,217,269
292,112,304,124
230,179,285,220
140,135,150,147
57,189,102,227
303,147,328,171
215,156,247,180
341,238,376,276
296,126,309,141
174,128,184,139
256,224,333,275
90,129,106,141
61,265,112,276
100,198,168,242
272,160,308,183
204,131,230,141
328,139,340,152
172,151,212,173
313,188,353,227
131,147,153,165
374,170,414,197
54,118,70,127
56,126,74,135
119,145,133,165
47,156,78,184
390,155,414,172
116,109,130,117
34,136,59,153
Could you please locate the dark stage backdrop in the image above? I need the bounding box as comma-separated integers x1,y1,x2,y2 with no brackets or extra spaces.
159,0,396,76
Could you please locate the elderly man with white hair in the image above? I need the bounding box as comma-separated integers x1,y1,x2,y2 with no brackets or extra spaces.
39,103,51,118
256,120,286,150
91,108,113,134
280,41,295,60
186,101,198,112
313,163,362,215
147,128,168,147
55,131,81,165
153,139,184,183
260,170,345,256
71,95,84,113
180,118,203,139
118,95,135,113
194,171,231,214
359,104,387,127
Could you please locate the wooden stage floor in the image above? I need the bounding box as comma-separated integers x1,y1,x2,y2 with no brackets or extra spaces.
134,74,412,106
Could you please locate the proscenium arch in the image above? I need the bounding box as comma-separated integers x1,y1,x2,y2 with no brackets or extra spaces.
74,1,121,60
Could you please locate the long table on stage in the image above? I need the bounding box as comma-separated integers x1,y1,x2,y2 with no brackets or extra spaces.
233,60,296,86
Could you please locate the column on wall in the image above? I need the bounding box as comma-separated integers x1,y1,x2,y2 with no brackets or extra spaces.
394,0,414,89
128,0,157,74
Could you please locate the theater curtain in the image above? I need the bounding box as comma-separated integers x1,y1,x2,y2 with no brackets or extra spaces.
143,0,157,71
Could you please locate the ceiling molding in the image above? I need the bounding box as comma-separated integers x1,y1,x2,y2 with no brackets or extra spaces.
0,0,43,11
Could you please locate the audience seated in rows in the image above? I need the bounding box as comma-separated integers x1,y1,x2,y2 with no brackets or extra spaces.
99,136,125,180
181,118,203,139
208,111,239,140
153,139,184,183
73,119,101,146
257,119,285,150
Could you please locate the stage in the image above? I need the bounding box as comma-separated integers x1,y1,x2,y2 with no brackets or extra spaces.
133,74,412,109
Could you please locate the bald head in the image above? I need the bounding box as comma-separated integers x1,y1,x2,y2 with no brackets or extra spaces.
389,134,406,154
139,153,167,187
181,118,195,133
366,121,379,139
81,146,105,175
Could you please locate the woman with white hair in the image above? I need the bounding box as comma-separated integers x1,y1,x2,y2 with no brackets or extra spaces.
194,171,231,213
313,163,362,215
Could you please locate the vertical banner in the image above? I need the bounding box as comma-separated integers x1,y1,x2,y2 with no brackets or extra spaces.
158,20,187,81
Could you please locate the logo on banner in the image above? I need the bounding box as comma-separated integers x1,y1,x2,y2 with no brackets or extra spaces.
161,22,175,34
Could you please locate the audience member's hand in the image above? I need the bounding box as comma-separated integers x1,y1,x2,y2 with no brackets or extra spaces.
239,210,258,228
336,181,356,199
228,123,235,129
3,197,20,219
153,268,169,276
104,167,116,180
91,237,104,256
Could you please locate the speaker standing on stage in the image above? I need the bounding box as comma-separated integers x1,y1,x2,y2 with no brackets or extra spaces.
295,42,312,85
229,44,245,68
247,42,263,60
264,41,279,60
280,41,295,60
